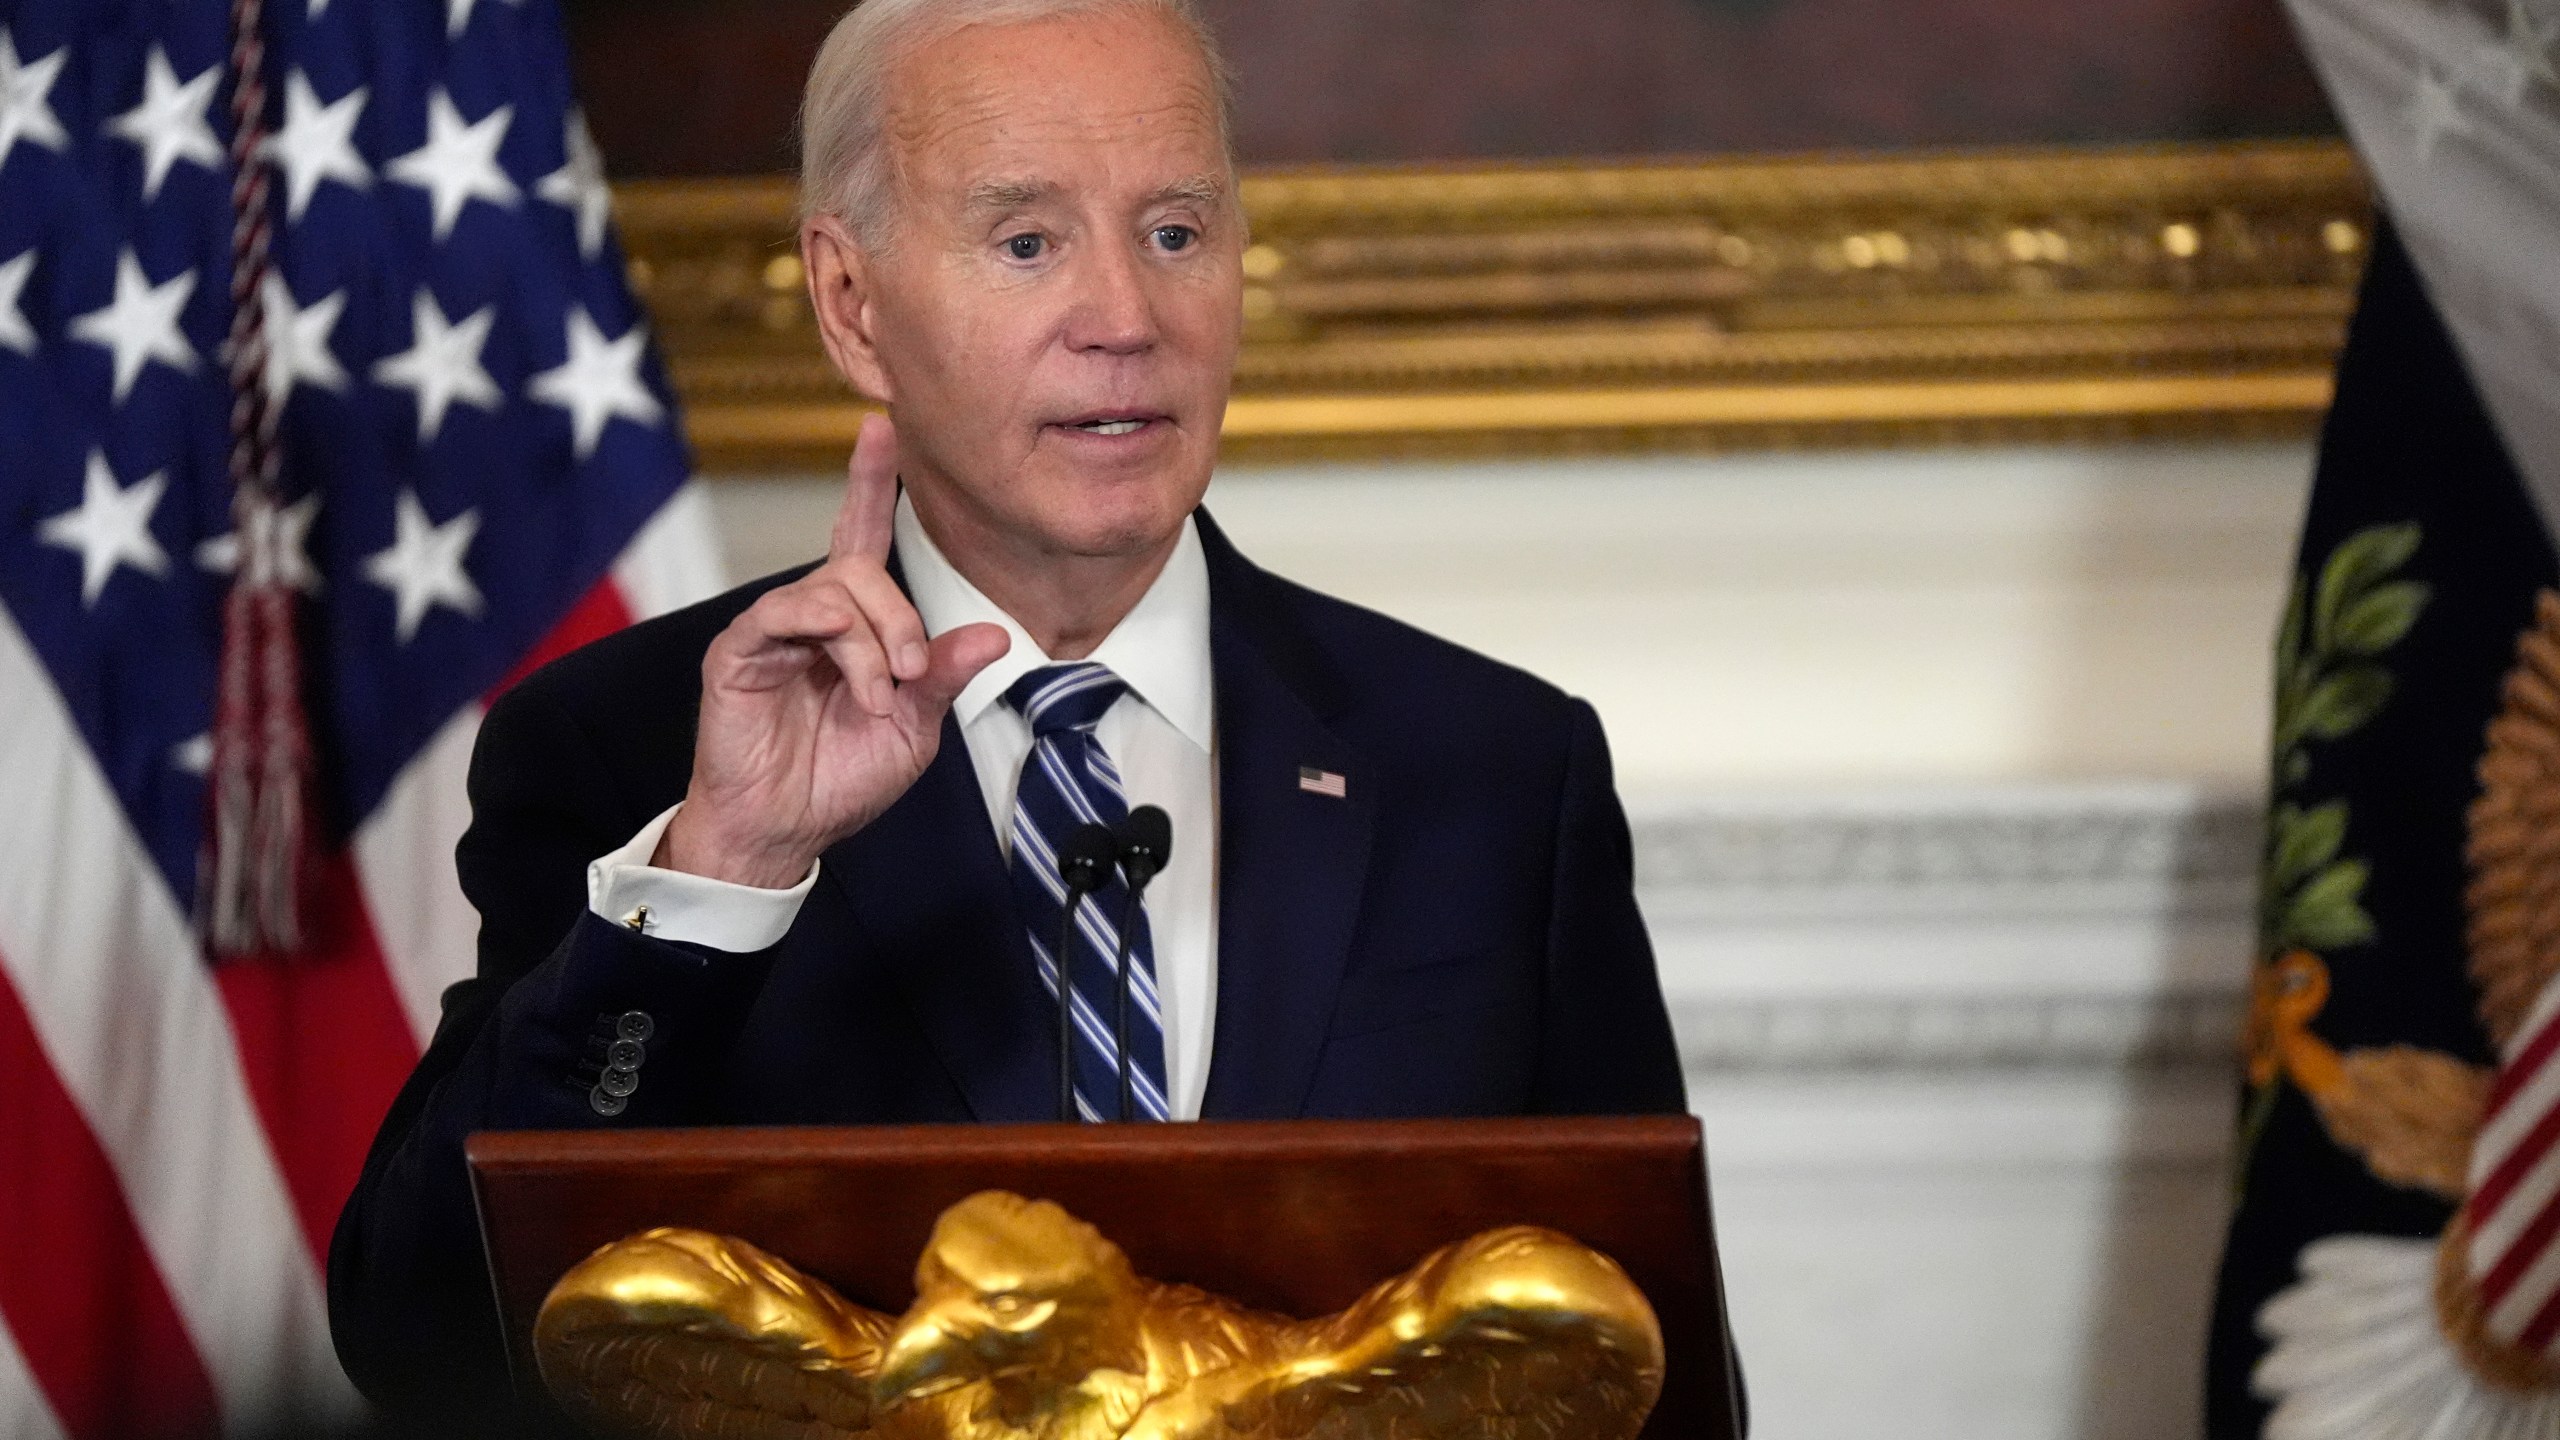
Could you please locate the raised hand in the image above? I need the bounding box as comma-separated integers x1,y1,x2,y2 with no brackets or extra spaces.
658,414,1009,888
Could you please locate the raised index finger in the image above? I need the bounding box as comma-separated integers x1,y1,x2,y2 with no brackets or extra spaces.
828,411,900,564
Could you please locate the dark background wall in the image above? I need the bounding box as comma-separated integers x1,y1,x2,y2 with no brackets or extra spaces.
563,0,2339,177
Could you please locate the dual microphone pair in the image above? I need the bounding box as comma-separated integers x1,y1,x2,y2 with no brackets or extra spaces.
1052,805,1173,1123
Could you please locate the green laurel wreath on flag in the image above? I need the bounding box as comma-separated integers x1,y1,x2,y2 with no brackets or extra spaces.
2237,522,2432,1193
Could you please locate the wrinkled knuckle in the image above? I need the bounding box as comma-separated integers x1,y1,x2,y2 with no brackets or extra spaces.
706,618,755,663
743,590,799,631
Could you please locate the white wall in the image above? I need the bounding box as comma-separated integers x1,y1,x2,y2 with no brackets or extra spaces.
702,440,2314,1440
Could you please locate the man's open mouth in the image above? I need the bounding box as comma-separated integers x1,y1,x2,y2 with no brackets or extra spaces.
1057,414,1161,436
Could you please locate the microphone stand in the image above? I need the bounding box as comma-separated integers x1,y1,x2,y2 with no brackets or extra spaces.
1106,807,1173,1122
1054,823,1118,1123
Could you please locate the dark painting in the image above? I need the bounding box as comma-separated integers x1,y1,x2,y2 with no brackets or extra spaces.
563,0,2338,177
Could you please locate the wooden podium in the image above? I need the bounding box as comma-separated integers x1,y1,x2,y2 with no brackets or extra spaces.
467,1115,1742,1440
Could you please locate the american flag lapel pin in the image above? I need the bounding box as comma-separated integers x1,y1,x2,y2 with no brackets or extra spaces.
1298,765,1348,799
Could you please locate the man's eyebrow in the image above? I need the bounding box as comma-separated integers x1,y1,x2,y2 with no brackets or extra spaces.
964,179,1053,212
961,174,1228,214
1150,174,1226,207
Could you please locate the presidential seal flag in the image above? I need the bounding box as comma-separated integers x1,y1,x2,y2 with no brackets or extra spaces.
2206,0,2560,1433
0,0,719,1430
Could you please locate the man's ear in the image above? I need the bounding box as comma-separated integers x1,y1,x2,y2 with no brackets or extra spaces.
802,214,896,403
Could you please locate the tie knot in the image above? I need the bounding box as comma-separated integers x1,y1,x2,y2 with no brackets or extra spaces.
1004,662,1128,736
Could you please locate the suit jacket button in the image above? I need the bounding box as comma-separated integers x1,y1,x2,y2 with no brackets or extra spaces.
616,1011,654,1043
607,1038,646,1069
598,1067,639,1099
588,1087,628,1117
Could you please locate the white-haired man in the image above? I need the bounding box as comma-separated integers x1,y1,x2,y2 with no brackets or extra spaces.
329,0,1685,1423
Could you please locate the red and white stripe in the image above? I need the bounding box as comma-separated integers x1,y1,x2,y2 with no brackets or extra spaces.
0,487,722,1439
2464,970,2560,1358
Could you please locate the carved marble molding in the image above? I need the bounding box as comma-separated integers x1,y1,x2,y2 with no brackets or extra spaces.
1631,787,2262,916
1670,992,2245,1074
614,140,2365,467
1634,787,2262,1076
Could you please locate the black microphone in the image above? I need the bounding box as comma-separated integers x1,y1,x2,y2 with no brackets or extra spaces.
1106,805,1173,1121
1054,822,1119,1123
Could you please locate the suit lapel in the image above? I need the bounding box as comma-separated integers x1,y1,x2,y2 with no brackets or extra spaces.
821,718,1056,1121
1195,514,1376,1119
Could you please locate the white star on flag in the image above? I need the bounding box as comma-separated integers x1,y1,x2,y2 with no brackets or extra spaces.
0,248,33,355
2482,0,2560,103
40,451,171,606
2407,66,2471,161
386,90,519,241
261,72,370,222
69,250,197,403
535,111,612,258
529,307,663,459
195,490,324,594
372,289,502,441
259,275,350,403
363,490,484,643
444,0,525,39
107,47,222,199
170,732,213,776
0,29,69,170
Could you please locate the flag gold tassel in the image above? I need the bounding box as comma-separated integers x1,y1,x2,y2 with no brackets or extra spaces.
201,0,313,958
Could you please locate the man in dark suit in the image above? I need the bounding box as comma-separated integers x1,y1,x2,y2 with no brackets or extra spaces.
327,0,1685,1424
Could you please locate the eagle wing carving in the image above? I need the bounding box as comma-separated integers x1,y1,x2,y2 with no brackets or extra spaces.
1145,1225,1663,1440
535,1226,910,1440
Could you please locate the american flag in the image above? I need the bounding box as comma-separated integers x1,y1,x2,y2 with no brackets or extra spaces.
0,0,720,1430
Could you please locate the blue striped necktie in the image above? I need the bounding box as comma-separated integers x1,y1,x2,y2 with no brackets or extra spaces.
1003,662,1170,1121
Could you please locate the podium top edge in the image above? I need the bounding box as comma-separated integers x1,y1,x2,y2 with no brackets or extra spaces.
466,1113,1702,1174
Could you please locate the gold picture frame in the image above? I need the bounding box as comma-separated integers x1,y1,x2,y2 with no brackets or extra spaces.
617,139,2365,469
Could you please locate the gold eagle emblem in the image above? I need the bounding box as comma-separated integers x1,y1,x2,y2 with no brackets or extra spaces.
533,1189,1666,1440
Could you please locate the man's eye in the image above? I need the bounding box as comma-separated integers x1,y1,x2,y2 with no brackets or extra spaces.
1005,233,1046,261
1154,225,1196,252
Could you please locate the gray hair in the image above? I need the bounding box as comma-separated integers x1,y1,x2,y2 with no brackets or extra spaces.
797,0,1236,242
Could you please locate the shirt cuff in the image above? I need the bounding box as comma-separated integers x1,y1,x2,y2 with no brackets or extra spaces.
585,803,818,953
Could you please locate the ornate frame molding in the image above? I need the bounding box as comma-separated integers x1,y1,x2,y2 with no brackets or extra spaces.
617,139,2365,469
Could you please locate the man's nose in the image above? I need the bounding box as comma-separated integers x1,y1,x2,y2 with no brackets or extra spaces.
1063,241,1158,355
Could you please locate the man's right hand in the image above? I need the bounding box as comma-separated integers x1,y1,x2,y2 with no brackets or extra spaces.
658,414,1009,889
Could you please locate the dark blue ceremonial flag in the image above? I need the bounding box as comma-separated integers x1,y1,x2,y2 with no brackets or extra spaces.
2204,217,2560,1436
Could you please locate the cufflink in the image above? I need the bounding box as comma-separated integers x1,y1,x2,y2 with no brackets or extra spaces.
622,903,652,934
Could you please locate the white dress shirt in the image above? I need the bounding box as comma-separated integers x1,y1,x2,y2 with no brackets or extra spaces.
584,494,1222,1118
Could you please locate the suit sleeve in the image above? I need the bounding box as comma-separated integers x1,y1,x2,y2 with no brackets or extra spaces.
1532,699,1689,1115
326,677,776,1427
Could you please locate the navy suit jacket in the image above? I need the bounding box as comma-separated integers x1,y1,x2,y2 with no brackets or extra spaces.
327,510,1687,1426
